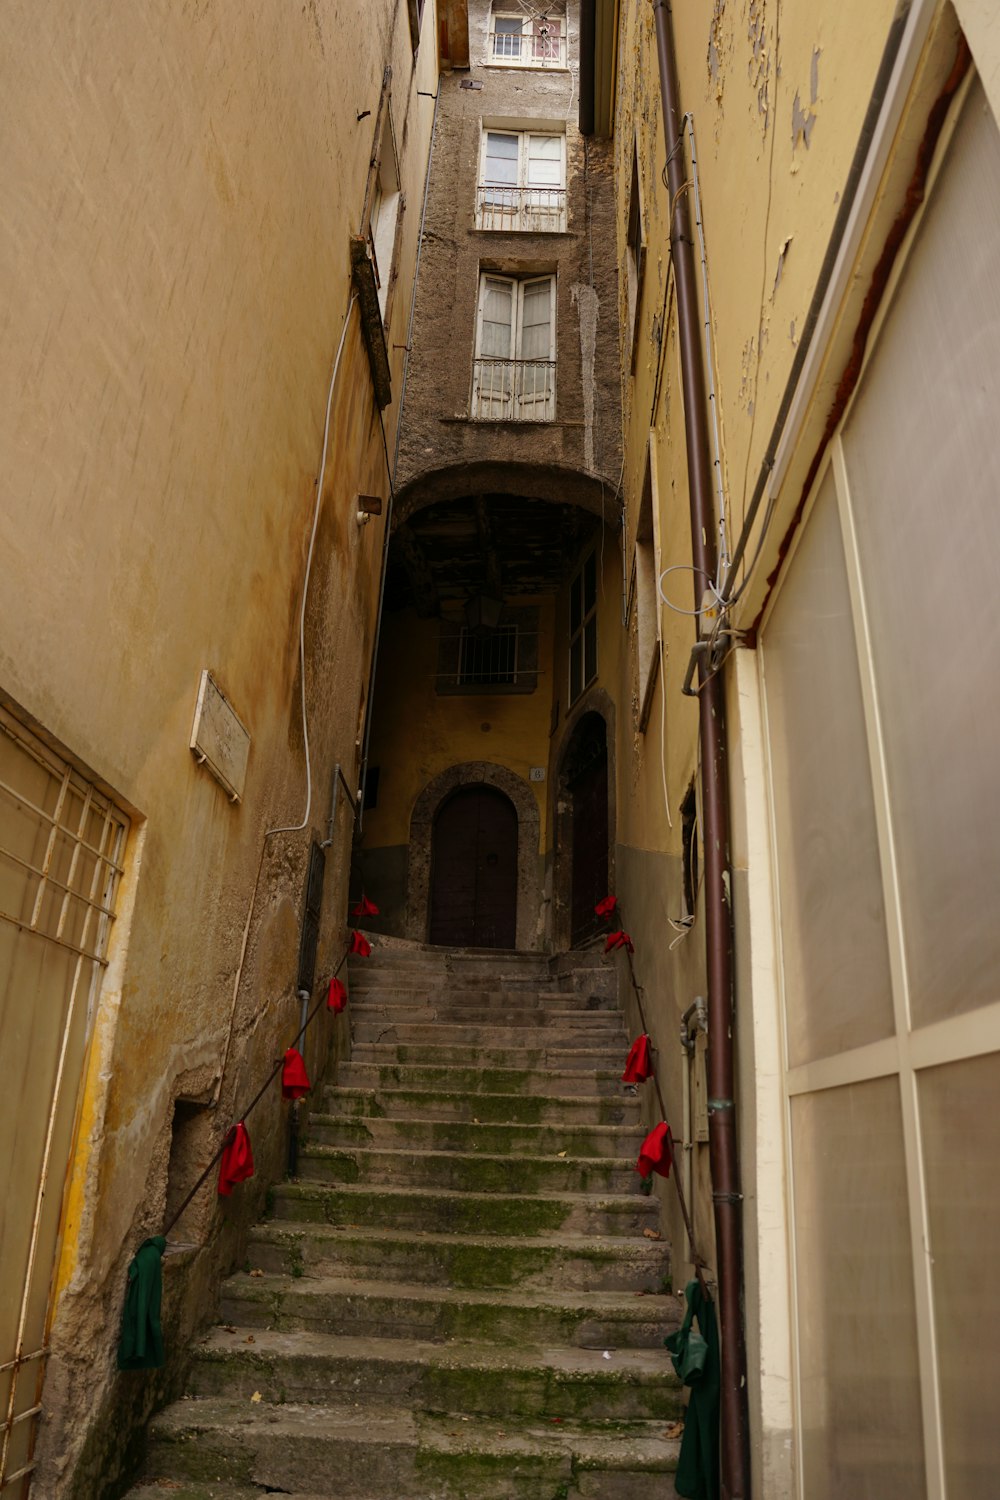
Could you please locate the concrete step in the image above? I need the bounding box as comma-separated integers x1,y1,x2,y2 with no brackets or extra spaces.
348,1042,621,1071
246,1223,670,1292
218,1273,679,1348
350,1003,624,1030
325,1086,637,1125
269,1181,660,1238
309,1113,642,1158
347,984,619,1013
297,1142,642,1196
141,1397,678,1498
332,1061,634,1099
350,1020,624,1048
186,1328,682,1423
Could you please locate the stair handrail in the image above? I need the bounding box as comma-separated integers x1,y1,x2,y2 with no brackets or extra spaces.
601,900,711,1292
162,941,354,1237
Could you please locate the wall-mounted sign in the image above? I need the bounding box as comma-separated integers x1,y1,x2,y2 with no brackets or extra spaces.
529,767,546,782
190,670,250,803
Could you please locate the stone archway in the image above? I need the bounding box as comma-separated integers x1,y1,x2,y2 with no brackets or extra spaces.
407,762,543,951
551,689,617,952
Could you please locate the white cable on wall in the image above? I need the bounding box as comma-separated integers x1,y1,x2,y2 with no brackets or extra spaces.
211,291,359,1105
267,291,358,837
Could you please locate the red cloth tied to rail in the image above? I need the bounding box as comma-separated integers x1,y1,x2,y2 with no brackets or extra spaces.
218,1123,255,1196
622,1034,654,1084
637,1122,673,1180
349,930,372,957
595,895,618,919
351,895,380,918
281,1048,311,1100
604,930,634,955
327,975,348,1012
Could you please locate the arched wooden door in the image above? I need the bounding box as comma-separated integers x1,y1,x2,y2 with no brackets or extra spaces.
565,714,609,947
429,786,518,948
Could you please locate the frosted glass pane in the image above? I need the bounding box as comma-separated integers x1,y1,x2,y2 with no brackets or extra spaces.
762,473,894,1067
841,81,1000,1028
791,1079,924,1498
485,133,518,184
920,1051,1000,1498
481,279,513,359
520,281,551,360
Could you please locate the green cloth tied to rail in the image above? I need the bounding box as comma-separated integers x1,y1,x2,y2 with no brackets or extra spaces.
665,1278,720,1500
117,1235,166,1370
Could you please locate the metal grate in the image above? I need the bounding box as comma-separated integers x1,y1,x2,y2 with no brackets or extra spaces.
476,184,567,233
0,710,128,1497
471,358,556,421
488,27,566,66
458,625,519,686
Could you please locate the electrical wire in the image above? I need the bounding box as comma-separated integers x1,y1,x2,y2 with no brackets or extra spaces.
657,563,725,617
268,291,359,837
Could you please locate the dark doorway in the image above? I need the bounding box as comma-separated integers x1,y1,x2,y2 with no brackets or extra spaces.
565,713,609,947
429,785,518,948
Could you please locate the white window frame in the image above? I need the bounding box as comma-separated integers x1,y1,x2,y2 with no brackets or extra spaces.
488,10,567,69
477,128,567,232
369,106,402,324
472,272,556,421
633,433,662,732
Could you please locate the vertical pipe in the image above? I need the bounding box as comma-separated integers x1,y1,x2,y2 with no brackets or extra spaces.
650,2,749,1494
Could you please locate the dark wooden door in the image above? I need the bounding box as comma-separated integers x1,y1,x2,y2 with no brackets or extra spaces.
429,787,518,948
570,746,609,947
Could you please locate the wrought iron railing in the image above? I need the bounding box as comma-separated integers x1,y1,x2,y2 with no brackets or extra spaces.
487,28,566,67
471,358,556,421
476,184,567,233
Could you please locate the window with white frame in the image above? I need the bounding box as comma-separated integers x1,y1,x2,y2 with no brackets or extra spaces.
478,128,566,232
634,435,661,731
472,273,556,421
626,143,645,367
569,549,598,703
488,7,566,68
369,107,402,323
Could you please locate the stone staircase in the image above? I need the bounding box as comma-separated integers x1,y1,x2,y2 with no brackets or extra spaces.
127,941,681,1499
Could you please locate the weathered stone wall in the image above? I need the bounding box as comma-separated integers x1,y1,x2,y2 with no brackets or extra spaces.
396,0,622,500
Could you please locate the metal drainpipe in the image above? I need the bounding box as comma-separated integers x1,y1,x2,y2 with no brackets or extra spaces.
651,2,749,1494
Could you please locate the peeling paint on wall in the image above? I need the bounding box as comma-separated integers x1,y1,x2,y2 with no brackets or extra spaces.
748,0,772,130
792,47,821,149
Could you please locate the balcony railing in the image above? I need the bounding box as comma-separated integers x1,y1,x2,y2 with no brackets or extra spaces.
476,184,567,233
487,28,567,67
471,358,556,421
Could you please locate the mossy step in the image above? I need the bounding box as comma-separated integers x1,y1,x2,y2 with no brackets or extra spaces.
350,1021,624,1048
333,1062,633,1099
187,1328,682,1422
349,1043,618,1071
218,1273,678,1348
269,1181,659,1237
309,1114,642,1158
125,1487,270,1500
246,1223,670,1292
349,987,616,1013
350,1004,624,1031
143,1396,677,1498
297,1143,642,1196
325,1085,638,1125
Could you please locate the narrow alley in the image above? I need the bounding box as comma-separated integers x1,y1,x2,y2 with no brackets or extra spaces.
2,1,1000,1498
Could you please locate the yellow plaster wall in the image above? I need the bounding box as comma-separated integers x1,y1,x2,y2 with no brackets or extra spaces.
363,597,556,853
0,2,439,1492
